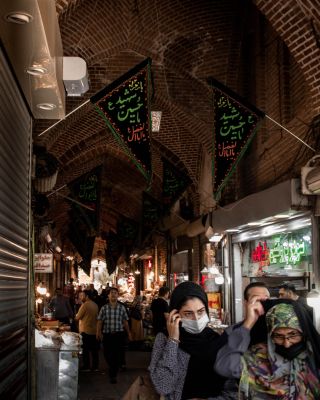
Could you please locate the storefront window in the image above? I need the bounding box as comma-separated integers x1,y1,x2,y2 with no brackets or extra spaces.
200,243,224,323
241,227,312,279
232,218,313,322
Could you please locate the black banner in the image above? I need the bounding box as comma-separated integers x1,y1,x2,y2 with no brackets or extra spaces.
117,217,139,260
67,166,102,235
68,226,95,276
162,158,191,210
105,232,123,275
118,217,139,243
141,191,162,241
210,78,265,198
91,58,152,181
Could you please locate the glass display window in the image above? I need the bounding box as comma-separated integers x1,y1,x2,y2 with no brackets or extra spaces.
240,226,312,278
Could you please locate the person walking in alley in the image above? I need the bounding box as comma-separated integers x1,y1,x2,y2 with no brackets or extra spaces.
96,287,132,384
149,281,238,399
75,290,99,372
129,295,145,346
150,286,170,335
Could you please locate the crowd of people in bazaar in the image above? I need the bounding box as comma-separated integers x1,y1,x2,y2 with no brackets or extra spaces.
46,279,170,382
47,277,320,399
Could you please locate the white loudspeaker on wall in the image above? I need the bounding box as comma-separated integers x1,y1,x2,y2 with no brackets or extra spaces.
301,155,320,195
63,57,89,96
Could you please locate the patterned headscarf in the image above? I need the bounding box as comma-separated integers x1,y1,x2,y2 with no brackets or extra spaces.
239,301,320,399
266,303,302,334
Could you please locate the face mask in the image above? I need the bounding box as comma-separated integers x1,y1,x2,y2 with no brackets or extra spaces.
275,341,306,360
181,314,209,334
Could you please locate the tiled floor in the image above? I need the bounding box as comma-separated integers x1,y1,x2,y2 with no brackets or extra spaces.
78,349,151,400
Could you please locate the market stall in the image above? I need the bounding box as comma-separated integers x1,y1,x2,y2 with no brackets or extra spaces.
35,319,82,400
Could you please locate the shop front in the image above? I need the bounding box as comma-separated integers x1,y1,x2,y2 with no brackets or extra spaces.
209,179,319,324
231,212,313,322
200,242,227,328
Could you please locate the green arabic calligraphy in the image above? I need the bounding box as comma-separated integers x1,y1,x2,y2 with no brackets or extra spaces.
217,95,254,140
78,175,98,201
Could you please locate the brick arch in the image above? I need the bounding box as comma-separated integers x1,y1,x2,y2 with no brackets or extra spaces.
254,0,320,114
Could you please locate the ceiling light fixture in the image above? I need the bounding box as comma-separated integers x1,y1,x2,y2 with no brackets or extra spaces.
5,12,33,24
36,103,56,111
209,233,223,243
274,213,289,218
26,66,48,76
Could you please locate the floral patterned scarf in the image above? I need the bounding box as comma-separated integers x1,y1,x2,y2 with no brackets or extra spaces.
239,303,320,399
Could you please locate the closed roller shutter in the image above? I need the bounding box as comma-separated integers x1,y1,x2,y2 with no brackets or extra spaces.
0,47,31,398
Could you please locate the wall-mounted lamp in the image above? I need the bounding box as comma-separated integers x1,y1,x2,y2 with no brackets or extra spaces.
151,111,162,132
209,233,223,243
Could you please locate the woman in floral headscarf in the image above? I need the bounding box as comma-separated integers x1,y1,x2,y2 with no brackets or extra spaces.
239,302,320,399
215,299,320,399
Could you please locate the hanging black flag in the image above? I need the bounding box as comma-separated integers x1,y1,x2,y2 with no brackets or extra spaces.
141,191,162,241
209,78,265,198
117,217,139,260
162,157,191,210
67,166,102,235
67,225,95,276
117,217,139,245
91,58,152,181
105,231,123,275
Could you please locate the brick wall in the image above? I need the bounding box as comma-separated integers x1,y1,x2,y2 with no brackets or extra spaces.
33,0,320,257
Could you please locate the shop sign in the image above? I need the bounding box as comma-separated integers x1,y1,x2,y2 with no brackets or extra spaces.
251,241,270,267
269,237,305,265
251,236,307,266
34,253,53,273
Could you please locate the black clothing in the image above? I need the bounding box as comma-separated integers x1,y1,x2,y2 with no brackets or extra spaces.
102,331,126,379
169,281,230,399
130,304,142,321
151,297,169,334
296,296,314,322
81,332,99,370
180,326,228,400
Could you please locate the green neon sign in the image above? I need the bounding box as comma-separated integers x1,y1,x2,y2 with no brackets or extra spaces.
269,236,306,265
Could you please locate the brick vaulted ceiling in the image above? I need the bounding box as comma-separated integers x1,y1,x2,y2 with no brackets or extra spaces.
32,0,320,245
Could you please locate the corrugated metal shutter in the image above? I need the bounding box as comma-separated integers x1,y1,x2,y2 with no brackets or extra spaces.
0,47,31,398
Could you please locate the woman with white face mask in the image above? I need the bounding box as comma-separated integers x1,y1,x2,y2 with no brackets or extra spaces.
149,281,237,400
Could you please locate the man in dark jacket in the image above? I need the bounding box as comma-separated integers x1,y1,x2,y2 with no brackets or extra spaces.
278,283,314,321
49,288,74,324
150,286,170,335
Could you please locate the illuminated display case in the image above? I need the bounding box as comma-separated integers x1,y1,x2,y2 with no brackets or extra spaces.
233,218,312,298
244,229,311,276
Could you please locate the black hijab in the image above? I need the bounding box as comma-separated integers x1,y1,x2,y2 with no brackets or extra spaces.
169,282,229,399
169,281,209,314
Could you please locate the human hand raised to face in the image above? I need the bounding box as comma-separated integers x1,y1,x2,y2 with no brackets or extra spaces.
243,295,266,330
167,309,181,341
